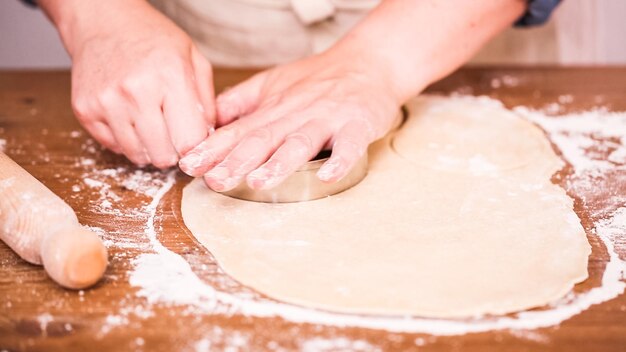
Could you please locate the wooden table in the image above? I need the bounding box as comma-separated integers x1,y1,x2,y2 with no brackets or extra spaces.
1,68,625,351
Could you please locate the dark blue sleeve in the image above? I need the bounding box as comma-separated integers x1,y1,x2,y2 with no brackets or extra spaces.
20,0,37,7
515,0,562,27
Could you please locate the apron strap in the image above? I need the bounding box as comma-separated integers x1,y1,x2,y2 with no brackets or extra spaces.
290,0,336,25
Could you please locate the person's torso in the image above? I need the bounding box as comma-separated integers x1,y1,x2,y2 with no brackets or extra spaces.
150,0,379,67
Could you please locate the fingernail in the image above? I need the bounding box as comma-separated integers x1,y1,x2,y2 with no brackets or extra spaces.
220,176,241,191
208,175,241,192
165,154,179,170
204,166,233,192
317,159,343,182
135,153,150,168
259,176,283,190
207,179,226,192
179,153,203,175
247,168,270,189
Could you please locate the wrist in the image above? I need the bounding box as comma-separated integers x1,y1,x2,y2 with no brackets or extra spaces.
38,0,147,56
326,35,432,105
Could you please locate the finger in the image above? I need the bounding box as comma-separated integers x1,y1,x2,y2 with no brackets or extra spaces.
132,104,179,169
215,71,266,126
108,119,150,166
317,119,372,183
178,122,251,178
191,47,216,128
247,119,331,190
179,99,300,177
203,107,322,191
102,101,151,166
162,65,210,156
205,109,324,191
84,120,122,154
203,127,278,192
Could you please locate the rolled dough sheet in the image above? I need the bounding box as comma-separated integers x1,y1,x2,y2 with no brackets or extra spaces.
181,95,591,318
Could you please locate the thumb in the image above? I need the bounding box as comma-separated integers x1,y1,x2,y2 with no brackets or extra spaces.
216,72,266,126
191,47,217,128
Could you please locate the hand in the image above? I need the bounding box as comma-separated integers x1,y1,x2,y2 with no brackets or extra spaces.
179,50,402,191
51,0,215,167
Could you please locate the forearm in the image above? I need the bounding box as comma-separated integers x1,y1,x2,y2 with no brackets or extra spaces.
330,0,527,103
37,0,151,56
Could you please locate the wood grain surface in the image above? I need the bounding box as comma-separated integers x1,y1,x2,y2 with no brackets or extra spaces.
0,68,625,351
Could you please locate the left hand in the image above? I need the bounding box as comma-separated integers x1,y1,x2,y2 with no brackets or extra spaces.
178,50,402,191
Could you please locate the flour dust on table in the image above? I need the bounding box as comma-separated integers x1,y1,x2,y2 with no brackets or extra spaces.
181,95,592,318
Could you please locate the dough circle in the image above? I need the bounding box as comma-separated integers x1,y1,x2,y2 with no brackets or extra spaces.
181,95,591,318
392,96,551,174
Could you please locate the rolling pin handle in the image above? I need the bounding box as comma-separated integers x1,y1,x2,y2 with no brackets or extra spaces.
0,151,108,289
40,225,108,290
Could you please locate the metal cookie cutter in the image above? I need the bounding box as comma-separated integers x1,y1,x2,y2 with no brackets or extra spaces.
221,150,368,203
221,109,405,203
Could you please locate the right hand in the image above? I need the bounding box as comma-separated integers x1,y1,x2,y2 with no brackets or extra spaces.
50,0,215,167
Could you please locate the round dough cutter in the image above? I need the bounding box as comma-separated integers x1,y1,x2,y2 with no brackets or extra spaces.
221,109,406,203
221,151,369,203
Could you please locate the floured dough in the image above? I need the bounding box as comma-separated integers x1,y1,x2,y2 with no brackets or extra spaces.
392,97,552,174
181,95,591,318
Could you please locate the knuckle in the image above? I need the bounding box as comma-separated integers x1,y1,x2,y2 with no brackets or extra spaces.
215,124,242,141
89,130,108,144
224,155,247,167
245,128,272,143
335,139,365,157
159,57,187,80
71,95,93,119
263,93,284,107
350,110,380,138
285,132,313,152
96,86,123,108
226,150,262,171
119,75,147,97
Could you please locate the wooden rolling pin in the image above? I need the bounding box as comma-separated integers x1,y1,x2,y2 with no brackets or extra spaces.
0,151,108,289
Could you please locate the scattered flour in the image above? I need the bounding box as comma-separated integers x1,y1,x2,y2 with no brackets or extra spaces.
301,338,379,352
490,75,521,89
516,106,626,173
190,327,251,352
508,329,549,344
99,314,130,336
558,94,574,105
36,313,54,336
84,177,106,189
78,166,165,217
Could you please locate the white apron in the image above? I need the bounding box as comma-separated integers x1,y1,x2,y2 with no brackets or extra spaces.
150,1,623,68
149,0,379,68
